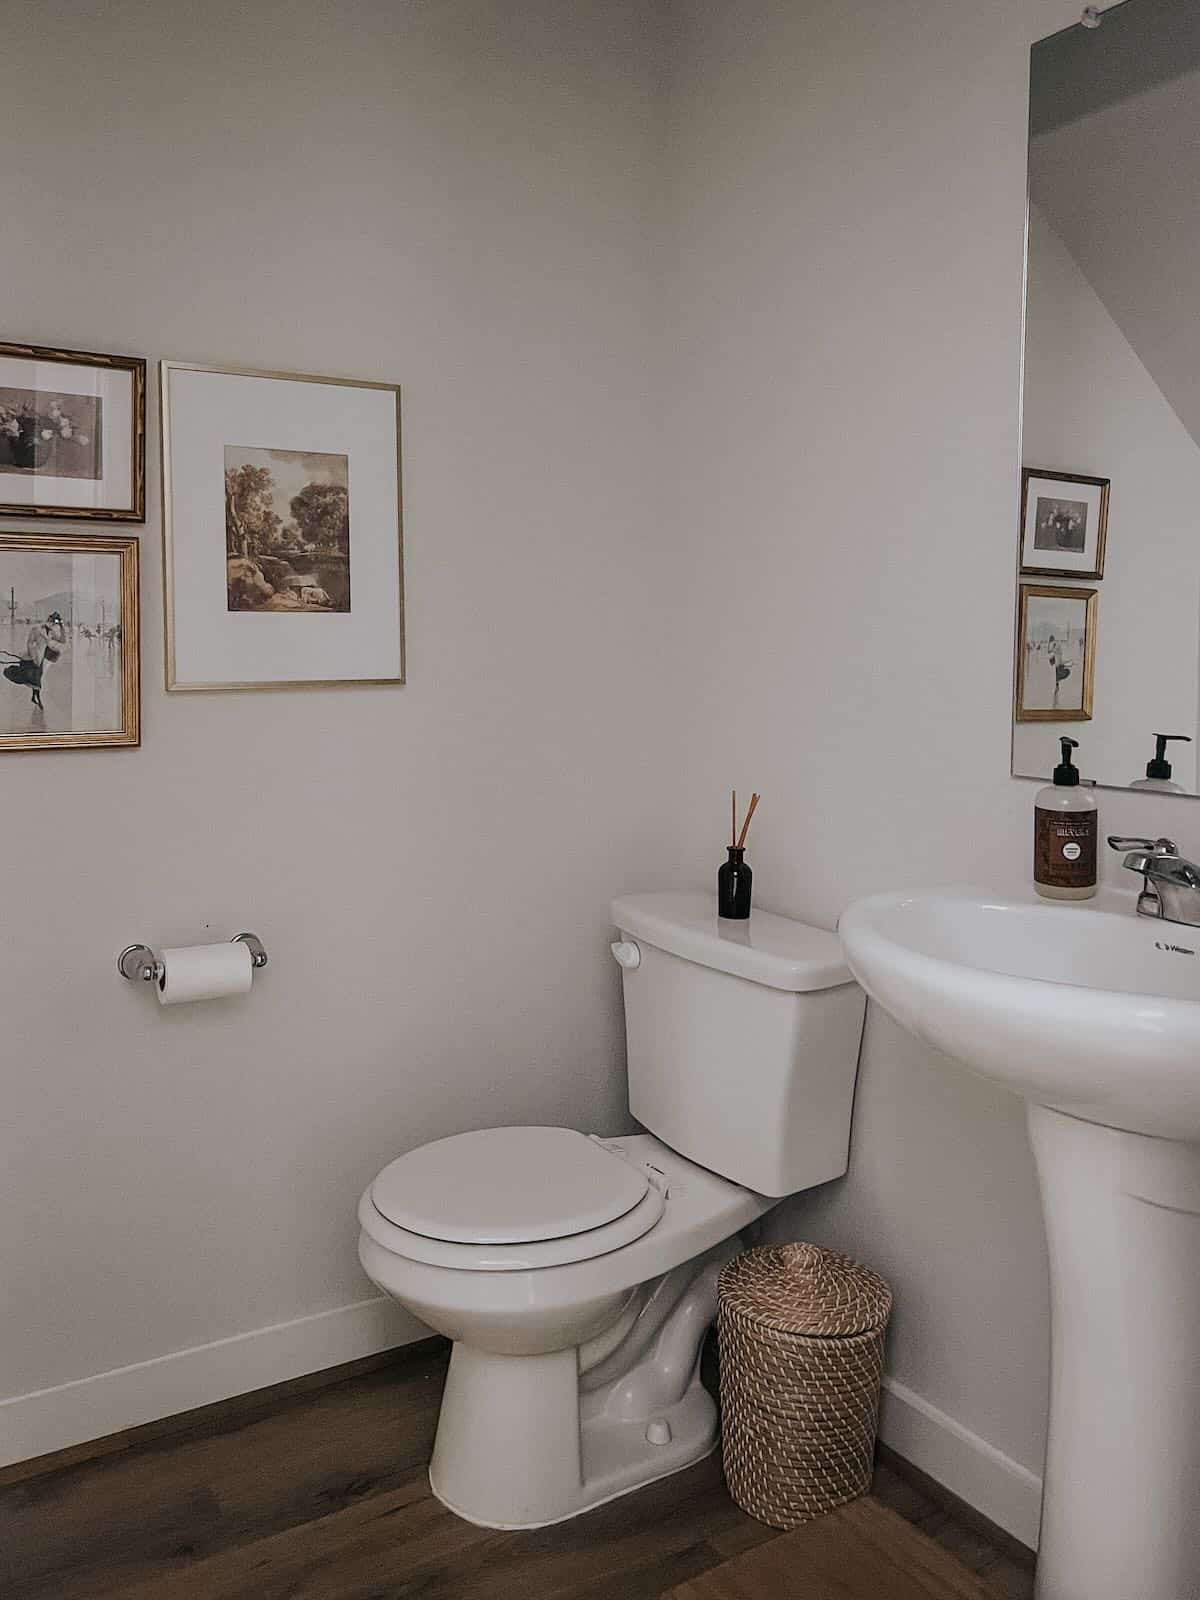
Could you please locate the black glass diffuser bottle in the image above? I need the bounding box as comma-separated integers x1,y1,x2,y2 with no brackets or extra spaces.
718,845,753,919
721,790,761,918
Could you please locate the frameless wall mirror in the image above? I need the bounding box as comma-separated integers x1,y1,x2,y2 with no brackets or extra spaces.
1013,0,1200,796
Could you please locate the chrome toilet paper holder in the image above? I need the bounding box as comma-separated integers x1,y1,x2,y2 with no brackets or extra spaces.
118,933,268,983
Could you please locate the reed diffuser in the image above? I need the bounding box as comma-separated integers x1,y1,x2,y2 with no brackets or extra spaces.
719,790,760,919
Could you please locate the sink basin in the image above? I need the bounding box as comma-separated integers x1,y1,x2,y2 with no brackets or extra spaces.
840,885,1200,1600
839,885,1200,1139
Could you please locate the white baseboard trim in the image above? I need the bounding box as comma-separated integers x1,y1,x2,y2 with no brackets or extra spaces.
0,1295,425,1470
879,1375,1043,1551
1,1300,1044,1551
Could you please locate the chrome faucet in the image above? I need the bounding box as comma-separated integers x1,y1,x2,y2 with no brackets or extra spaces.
1107,835,1200,926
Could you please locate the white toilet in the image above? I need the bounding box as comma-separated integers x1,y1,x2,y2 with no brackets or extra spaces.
358,891,865,1529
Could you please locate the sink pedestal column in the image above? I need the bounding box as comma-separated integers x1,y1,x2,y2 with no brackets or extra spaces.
1028,1104,1200,1600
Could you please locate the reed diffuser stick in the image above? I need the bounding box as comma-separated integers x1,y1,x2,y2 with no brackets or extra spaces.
731,789,737,848
736,792,761,850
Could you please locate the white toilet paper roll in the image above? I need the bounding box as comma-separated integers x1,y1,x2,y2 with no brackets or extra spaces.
157,941,254,1005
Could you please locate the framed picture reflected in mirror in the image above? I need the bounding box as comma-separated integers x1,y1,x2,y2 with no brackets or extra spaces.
1015,582,1097,723
1019,469,1108,580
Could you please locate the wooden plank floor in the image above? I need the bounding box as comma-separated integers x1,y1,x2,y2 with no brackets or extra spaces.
0,1343,1034,1599
666,1497,1009,1600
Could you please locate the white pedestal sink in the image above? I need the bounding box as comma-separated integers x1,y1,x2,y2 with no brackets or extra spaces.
839,886,1200,1600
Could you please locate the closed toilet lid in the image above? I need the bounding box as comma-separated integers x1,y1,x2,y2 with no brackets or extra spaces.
369,1126,651,1245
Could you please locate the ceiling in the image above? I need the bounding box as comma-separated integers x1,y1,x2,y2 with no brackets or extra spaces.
1029,0,1200,137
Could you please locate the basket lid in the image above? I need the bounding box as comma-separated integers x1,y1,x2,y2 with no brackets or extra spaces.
719,1243,892,1337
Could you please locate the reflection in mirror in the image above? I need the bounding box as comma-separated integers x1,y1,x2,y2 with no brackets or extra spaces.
1013,0,1200,796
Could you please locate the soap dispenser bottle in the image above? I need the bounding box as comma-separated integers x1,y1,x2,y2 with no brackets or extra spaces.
1130,733,1191,793
1034,736,1098,900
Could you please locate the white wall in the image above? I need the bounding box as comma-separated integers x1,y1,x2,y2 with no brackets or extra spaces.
663,0,1200,1545
1013,206,1200,792
0,0,685,1463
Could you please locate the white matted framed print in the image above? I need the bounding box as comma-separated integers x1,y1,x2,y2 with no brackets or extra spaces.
160,361,403,691
0,342,145,521
1019,468,1109,579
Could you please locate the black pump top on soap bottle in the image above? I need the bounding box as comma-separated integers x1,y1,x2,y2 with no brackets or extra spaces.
1146,733,1191,780
1053,736,1080,786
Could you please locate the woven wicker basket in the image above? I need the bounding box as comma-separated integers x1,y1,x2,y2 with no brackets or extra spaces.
717,1242,893,1529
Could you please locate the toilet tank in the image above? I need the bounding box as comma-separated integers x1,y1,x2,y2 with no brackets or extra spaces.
611,892,866,1198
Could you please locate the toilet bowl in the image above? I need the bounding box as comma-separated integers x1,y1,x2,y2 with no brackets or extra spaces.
358,892,866,1529
359,1127,773,1527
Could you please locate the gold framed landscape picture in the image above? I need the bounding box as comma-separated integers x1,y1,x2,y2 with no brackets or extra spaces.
0,341,146,521
0,531,140,750
161,361,403,691
1019,468,1109,579
1015,582,1097,723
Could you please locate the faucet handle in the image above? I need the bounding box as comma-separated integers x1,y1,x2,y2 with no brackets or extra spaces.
1107,836,1178,855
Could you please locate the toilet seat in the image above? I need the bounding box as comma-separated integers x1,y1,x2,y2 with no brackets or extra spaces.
364,1127,667,1271
372,1127,650,1244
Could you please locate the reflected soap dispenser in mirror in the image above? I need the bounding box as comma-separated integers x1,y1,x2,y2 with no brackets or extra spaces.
1034,737,1098,900
1130,734,1191,794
